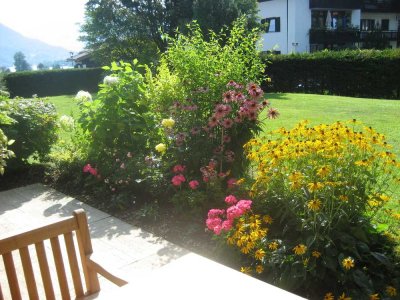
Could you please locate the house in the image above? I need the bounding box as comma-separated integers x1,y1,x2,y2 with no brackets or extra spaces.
258,0,400,54
66,51,98,68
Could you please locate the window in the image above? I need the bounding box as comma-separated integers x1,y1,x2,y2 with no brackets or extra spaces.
381,19,389,31
361,19,375,31
261,17,281,33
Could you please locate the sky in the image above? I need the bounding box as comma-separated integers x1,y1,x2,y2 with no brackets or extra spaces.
0,0,87,51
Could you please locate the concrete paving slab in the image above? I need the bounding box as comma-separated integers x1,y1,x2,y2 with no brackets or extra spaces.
0,183,188,299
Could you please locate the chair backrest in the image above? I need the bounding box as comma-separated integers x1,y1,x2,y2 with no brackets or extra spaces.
0,209,100,300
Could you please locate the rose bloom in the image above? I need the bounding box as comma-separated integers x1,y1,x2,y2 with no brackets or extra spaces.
173,165,186,173
161,118,175,128
189,180,200,190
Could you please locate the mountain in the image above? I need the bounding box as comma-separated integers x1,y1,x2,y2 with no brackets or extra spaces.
0,23,72,68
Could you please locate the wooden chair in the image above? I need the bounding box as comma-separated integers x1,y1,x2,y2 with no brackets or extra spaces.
0,209,127,300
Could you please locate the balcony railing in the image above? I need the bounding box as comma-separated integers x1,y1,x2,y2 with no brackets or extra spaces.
310,28,400,44
309,0,362,9
363,0,400,12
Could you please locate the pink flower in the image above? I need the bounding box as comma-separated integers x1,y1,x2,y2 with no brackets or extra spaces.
237,200,252,212
221,220,233,231
83,164,92,173
221,118,234,129
225,150,235,163
207,209,225,219
173,165,186,173
171,174,186,186
223,135,231,143
214,104,231,119
225,195,238,205
190,127,201,135
208,116,218,128
223,91,235,103
226,205,243,220
189,180,200,190
247,83,264,99
227,178,237,189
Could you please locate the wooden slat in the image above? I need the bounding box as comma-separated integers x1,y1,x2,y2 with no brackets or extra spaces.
0,217,77,254
74,209,100,294
19,246,39,300
50,236,71,300
35,241,56,300
64,232,84,297
3,252,22,300
0,281,4,300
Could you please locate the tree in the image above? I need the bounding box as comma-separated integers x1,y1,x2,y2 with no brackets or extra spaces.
13,52,31,72
37,63,46,70
80,0,259,65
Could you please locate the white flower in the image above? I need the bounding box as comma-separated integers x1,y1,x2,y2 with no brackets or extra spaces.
75,90,92,102
103,76,119,86
59,115,75,132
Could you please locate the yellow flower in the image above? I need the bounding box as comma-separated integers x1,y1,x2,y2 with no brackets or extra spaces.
155,143,167,153
379,194,390,202
255,248,266,260
355,159,370,167
268,241,279,251
307,182,324,193
337,292,352,300
339,195,349,202
312,250,321,258
240,266,252,275
236,178,245,185
386,286,397,297
288,171,303,182
342,257,355,270
263,215,273,224
307,199,322,211
293,244,307,255
317,165,331,177
369,293,380,300
324,292,334,300
255,265,264,274
161,118,175,128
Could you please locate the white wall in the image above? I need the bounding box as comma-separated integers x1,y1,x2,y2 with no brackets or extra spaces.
259,0,289,53
361,12,399,30
258,0,310,54
351,9,361,27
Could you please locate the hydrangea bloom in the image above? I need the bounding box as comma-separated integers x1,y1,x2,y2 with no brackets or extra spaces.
224,195,238,205
59,115,74,132
103,76,119,85
75,91,92,102
173,164,186,173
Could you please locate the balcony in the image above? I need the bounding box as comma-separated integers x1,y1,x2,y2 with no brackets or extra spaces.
363,0,400,12
309,0,362,9
310,28,400,45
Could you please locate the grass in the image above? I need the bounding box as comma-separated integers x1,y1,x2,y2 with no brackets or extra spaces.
262,93,400,157
44,95,79,117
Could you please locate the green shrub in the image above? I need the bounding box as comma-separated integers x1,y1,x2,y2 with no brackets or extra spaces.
146,18,274,213
0,96,15,174
4,68,104,98
0,97,58,168
264,49,400,99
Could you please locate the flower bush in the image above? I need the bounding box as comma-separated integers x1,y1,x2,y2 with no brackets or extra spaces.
0,95,15,174
208,120,400,299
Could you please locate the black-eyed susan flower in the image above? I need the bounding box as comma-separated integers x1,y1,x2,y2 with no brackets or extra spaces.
307,182,324,193
254,248,266,260
268,241,279,251
369,293,380,300
324,292,334,300
338,292,352,300
342,257,355,270
240,266,252,275
307,199,322,211
293,244,307,255
386,286,397,297
255,265,264,274
312,250,321,258
263,215,273,224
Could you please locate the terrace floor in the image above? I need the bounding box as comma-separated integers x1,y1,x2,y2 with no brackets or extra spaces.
0,184,306,299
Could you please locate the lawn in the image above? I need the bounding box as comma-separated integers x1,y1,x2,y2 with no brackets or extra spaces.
263,93,400,157
44,95,79,117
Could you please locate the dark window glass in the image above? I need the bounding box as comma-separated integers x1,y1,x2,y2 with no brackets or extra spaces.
261,17,281,32
381,19,389,31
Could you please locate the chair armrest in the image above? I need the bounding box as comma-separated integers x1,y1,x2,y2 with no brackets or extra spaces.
86,254,128,287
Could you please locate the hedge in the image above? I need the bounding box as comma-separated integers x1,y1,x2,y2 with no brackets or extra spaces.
263,49,400,99
4,68,104,98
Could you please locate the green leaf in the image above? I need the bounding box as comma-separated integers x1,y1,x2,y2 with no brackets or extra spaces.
352,269,373,292
370,252,391,268
8,139,15,145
